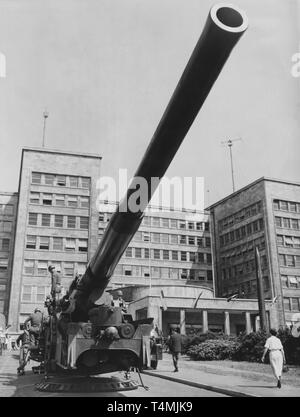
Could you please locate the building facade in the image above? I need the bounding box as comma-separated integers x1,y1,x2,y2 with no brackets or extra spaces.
0,192,18,319
209,177,300,327
7,148,101,331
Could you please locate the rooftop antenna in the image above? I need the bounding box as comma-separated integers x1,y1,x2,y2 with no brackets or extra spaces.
42,109,49,148
221,137,242,192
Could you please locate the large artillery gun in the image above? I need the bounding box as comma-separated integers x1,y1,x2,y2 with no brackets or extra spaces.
31,3,248,382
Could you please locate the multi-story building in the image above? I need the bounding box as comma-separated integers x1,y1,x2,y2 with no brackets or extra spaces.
98,202,213,290
0,192,18,321
208,177,300,327
7,148,101,331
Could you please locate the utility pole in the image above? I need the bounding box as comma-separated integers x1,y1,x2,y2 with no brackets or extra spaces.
221,138,242,192
42,110,49,148
254,246,268,332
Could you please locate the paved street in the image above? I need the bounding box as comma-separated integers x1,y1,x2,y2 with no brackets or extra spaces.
0,351,227,397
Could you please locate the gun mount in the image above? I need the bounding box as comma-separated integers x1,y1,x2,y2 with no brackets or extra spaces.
32,4,248,380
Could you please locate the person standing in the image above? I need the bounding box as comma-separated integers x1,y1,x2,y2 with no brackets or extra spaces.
261,328,286,388
16,329,34,375
24,308,43,343
168,328,182,372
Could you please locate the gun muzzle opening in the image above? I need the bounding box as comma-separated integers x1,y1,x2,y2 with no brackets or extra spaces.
211,3,248,33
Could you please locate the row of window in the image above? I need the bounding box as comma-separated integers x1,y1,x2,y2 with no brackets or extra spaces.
32,172,90,189
218,201,262,231
281,275,300,289
124,231,211,247
275,216,300,230
277,235,300,249
220,237,265,264
224,276,269,297
114,264,213,281
283,297,300,312
0,204,14,216
220,218,264,247
0,221,13,233
221,255,268,280
23,260,86,276
123,247,212,263
100,213,210,232
29,192,89,208
25,235,88,252
28,213,89,229
22,285,52,303
278,253,300,268
0,238,10,251
273,199,300,214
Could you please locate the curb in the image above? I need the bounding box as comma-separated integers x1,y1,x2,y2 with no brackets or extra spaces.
142,370,260,397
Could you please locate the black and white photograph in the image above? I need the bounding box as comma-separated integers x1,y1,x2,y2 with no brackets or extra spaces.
0,0,299,402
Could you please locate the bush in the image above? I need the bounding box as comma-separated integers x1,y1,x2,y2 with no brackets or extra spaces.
277,326,300,365
234,330,268,362
182,331,231,353
186,339,240,361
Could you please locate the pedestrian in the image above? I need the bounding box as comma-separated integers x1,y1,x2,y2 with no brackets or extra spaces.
16,329,34,375
261,328,286,388
168,328,182,372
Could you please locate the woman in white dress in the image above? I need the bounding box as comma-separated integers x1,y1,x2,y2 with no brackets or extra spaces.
261,328,286,388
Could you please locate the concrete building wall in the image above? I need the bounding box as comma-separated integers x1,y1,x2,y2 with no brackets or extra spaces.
0,192,18,320
7,148,101,331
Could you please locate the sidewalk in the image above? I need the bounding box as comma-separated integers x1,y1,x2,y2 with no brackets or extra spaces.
143,354,300,397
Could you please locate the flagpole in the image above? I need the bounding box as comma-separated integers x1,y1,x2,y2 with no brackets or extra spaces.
254,246,268,332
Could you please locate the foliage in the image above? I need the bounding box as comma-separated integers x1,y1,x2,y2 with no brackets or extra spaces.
234,330,268,362
182,331,232,353
277,326,300,365
186,339,240,361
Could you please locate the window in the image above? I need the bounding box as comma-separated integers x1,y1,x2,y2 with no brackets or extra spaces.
281,275,288,288
65,238,76,251
275,217,282,228
26,235,36,249
205,222,210,232
55,194,65,206
291,298,300,311
36,286,46,302
124,266,132,276
289,276,298,288
22,285,32,302
282,218,290,228
180,251,187,261
180,269,188,279
44,174,55,185
153,249,161,260
78,239,88,252
37,261,48,276
198,253,204,263
64,262,74,276
276,235,284,246
143,267,150,277
188,236,195,245
295,237,300,249
206,254,212,264
80,197,89,209
67,216,76,228
163,250,169,260
151,233,160,243
81,177,90,189
170,219,177,229
161,234,169,244
135,248,142,258
284,236,294,248
57,175,66,186
32,172,41,184
125,247,133,257
161,218,169,228
207,270,213,281
172,251,178,261
53,237,63,251
284,298,291,311
196,222,203,231
295,256,300,268
291,219,299,230
69,176,78,188
170,268,178,279
132,266,141,276
24,260,34,274
197,237,204,247
28,213,38,226
41,214,51,227
205,237,211,247
143,232,150,242
42,194,53,205
152,217,160,227
30,193,39,204
67,196,78,208
273,200,279,210
280,201,288,211
3,222,12,232
54,215,64,228
180,235,186,245
1,238,9,251
286,255,295,267
80,217,89,229
151,267,160,278
170,234,178,244
188,222,194,230
290,202,297,212
144,248,150,259
179,221,186,230
161,268,169,278
189,252,196,262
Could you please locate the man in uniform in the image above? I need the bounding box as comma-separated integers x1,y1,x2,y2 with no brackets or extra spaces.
168,327,182,372
24,308,43,344
48,265,62,301
16,328,34,375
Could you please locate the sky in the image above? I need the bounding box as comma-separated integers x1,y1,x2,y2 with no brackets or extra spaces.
0,0,299,207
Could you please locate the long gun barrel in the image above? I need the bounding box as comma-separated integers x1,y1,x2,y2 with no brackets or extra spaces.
66,4,248,320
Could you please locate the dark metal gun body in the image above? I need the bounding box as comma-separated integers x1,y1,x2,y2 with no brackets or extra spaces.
66,4,248,321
